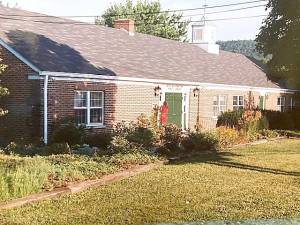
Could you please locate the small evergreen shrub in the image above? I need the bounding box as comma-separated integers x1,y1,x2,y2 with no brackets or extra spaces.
83,132,112,149
126,127,155,148
181,132,219,152
41,143,71,156
108,136,141,155
3,142,41,156
160,124,182,152
217,109,244,129
51,119,85,146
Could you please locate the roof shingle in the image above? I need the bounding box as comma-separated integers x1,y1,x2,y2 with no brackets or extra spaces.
0,6,281,89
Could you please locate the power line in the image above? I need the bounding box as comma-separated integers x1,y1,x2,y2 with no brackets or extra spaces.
183,4,266,18
0,0,267,18
103,0,268,17
0,14,268,26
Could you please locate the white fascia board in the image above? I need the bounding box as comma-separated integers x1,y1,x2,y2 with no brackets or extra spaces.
0,38,41,73
40,71,297,94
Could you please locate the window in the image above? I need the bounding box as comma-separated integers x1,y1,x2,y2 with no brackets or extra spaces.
289,97,295,111
258,96,265,110
74,91,104,126
192,28,203,43
233,96,244,110
213,95,227,117
277,96,285,112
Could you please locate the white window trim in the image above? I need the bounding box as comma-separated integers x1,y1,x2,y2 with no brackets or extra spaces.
213,95,227,118
290,97,294,111
233,96,244,110
277,96,286,112
74,91,104,127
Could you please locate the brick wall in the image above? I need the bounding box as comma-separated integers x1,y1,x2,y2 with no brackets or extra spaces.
46,80,160,137
0,46,41,145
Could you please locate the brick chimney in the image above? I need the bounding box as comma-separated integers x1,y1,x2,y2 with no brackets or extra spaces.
114,19,135,36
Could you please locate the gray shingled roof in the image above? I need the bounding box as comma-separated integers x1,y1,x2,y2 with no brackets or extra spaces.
0,6,281,89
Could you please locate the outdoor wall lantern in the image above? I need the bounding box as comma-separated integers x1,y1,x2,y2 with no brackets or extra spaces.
154,86,161,97
193,87,200,97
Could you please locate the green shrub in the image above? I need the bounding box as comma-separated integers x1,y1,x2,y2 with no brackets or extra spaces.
215,126,240,148
51,119,85,146
83,132,112,149
109,152,157,168
3,142,41,156
113,121,134,137
217,109,244,129
45,155,118,186
181,132,219,152
257,115,270,130
41,143,71,156
160,124,182,152
242,122,261,142
275,130,300,138
108,136,135,154
260,129,280,139
263,110,295,130
114,115,157,148
126,127,155,148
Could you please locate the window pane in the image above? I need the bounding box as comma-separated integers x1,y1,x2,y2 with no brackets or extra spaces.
90,108,103,124
213,96,218,106
75,109,87,125
238,96,244,106
220,106,226,113
213,106,219,117
233,96,238,106
219,96,226,105
277,97,281,105
75,91,87,108
90,92,103,107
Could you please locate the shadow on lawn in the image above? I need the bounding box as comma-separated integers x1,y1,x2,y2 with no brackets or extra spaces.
169,152,300,177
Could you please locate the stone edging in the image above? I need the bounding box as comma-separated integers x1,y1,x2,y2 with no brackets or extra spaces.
0,162,163,210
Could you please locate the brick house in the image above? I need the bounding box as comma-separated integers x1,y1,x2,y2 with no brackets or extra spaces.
0,6,296,145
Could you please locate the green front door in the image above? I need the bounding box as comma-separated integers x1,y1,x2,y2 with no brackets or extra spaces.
165,93,182,128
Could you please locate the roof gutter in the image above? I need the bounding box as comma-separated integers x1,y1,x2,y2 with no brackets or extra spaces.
39,71,298,94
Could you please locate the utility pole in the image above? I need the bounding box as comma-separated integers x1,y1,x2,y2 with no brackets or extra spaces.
203,0,207,25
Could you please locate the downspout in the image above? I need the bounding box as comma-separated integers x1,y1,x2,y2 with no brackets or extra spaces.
43,75,49,145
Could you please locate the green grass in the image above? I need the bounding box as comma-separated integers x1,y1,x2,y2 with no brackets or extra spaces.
0,140,300,225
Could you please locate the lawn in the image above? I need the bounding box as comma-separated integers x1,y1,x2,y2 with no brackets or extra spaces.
0,139,300,225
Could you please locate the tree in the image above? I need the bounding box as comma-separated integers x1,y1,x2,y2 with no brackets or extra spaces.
256,0,300,89
217,40,269,62
97,0,189,41
0,59,8,116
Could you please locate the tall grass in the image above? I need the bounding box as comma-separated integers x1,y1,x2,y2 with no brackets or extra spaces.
0,153,158,203
0,155,51,202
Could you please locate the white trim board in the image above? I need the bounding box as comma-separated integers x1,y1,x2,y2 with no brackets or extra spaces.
0,39,40,72
42,72,297,94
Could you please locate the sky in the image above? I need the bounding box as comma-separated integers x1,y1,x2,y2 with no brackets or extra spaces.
2,0,268,41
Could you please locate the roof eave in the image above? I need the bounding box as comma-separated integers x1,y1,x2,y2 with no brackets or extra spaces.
0,38,41,73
